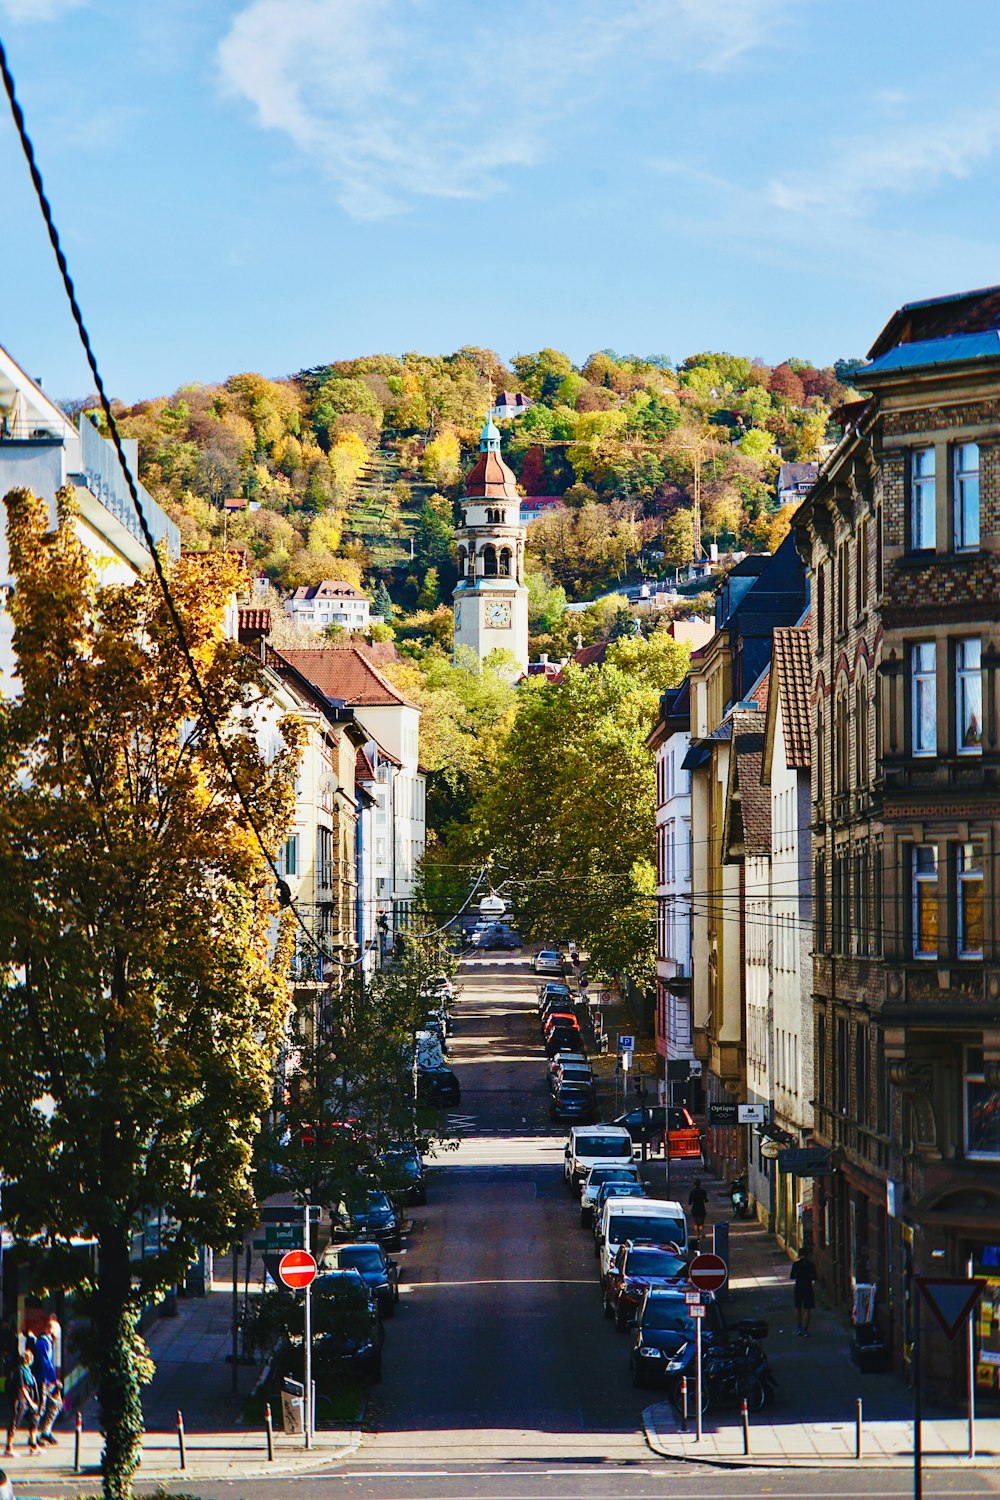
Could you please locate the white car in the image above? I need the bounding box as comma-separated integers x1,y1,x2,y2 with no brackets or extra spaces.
534,950,563,975
563,1125,634,1190
597,1196,688,1284
579,1163,642,1227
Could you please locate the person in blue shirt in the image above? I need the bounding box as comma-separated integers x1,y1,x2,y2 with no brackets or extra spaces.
33,1320,61,1447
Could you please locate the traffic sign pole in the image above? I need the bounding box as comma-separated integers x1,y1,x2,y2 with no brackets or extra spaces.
303,1203,312,1451
695,1311,703,1443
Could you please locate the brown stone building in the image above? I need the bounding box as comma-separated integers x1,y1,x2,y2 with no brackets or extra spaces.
795,285,1000,1397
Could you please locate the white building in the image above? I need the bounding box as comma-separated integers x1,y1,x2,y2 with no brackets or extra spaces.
491,391,533,420
647,681,695,1101
277,645,425,942
453,417,529,676
761,624,814,1252
285,580,371,634
0,342,179,685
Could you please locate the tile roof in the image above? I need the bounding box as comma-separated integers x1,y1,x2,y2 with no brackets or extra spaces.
287,580,368,602
771,625,812,769
464,448,521,500
238,606,271,634
276,646,418,709
729,710,770,858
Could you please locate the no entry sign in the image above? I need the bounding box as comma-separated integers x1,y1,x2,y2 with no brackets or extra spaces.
278,1248,317,1291
688,1252,728,1293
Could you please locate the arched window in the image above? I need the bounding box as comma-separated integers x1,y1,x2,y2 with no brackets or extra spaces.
855,673,869,786
499,547,512,577
482,544,498,577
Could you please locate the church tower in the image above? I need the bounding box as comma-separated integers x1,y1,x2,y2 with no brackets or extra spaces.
452,415,529,675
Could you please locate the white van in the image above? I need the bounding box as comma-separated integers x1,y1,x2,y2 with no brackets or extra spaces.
597,1196,687,1282
563,1125,634,1189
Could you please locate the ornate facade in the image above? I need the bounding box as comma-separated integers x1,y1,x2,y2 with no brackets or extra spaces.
453,417,529,675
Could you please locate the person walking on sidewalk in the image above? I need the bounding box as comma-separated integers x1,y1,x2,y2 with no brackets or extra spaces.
688,1178,708,1239
4,1348,40,1455
32,1319,61,1447
790,1246,817,1336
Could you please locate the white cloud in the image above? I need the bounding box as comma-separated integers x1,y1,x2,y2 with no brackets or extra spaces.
216,0,793,219
0,0,85,19
767,108,1000,217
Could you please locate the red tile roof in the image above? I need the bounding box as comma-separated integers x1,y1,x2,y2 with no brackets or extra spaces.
238,607,271,634
770,625,812,769
464,449,520,500
276,646,418,709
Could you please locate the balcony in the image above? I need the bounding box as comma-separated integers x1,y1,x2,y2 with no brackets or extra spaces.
78,417,179,560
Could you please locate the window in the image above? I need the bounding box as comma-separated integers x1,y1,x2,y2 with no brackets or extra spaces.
283,834,299,878
816,561,825,650
873,841,883,956
855,1024,870,1125
856,520,867,618
835,691,850,796
875,504,883,595
965,1048,1000,1158
816,1014,827,1108
856,678,869,786
957,843,984,959
954,442,980,551
836,1016,849,1113
815,707,825,805
956,638,983,754
912,844,938,958
910,641,937,755
837,541,849,633
910,447,936,549
815,854,827,951
318,825,334,891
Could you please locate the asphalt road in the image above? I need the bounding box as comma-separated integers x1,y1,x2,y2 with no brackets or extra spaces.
33,956,1000,1499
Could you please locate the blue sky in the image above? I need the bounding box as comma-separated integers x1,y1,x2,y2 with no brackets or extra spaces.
2,0,1000,401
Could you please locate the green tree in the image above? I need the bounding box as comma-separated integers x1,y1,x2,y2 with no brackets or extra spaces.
526,570,568,633
416,566,441,610
0,487,299,1500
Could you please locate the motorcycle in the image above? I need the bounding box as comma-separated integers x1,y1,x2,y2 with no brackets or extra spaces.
730,1176,750,1218
666,1330,775,1415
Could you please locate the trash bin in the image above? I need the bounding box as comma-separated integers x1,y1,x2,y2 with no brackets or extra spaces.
281,1377,305,1435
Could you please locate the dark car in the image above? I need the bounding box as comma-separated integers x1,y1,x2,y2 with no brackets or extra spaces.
319,1242,400,1318
538,982,574,1009
630,1287,724,1388
550,1080,598,1122
380,1143,427,1205
545,1027,582,1058
417,1066,461,1106
604,1242,689,1329
330,1189,403,1251
268,1268,385,1384
612,1106,702,1159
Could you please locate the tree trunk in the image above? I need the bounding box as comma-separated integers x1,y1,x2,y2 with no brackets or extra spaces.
96,1227,143,1500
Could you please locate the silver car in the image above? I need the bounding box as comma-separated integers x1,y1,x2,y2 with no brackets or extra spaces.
579,1163,642,1227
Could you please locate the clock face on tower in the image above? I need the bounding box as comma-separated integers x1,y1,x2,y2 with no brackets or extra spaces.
485,599,512,629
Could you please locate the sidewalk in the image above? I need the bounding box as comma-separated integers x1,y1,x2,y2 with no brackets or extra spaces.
1,1261,362,1489
636,1161,1000,1468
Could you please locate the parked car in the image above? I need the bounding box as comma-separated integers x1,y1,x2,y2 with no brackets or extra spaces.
629,1286,724,1389
415,1028,446,1070
551,1080,598,1122
267,1268,385,1384
545,1027,582,1058
416,1066,461,1106
604,1242,689,1329
379,1142,427,1205
563,1125,635,1189
318,1242,400,1317
534,950,563,975
579,1163,642,1226
330,1189,403,1252
612,1106,702,1160
592,1180,648,1241
597,1197,688,1282
542,1012,580,1041
547,1049,589,1079
537,982,575,1009
549,1062,593,1096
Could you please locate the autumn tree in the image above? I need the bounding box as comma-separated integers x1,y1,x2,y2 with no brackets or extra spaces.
0,487,300,1499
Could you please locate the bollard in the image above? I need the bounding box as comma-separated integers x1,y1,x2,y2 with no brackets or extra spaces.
856,1396,863,1461
681,1376,688,1432
176,1409,187,1471
741,1397,750,1456
74,1411,82,1473
265,1401,275,1462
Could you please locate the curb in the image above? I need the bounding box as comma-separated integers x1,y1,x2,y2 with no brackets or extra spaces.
642,1403,1000,1471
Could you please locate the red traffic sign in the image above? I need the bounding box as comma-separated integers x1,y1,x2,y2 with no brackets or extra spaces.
689,1252,728,1293
915,1276,985,1341
277,1249,317,1291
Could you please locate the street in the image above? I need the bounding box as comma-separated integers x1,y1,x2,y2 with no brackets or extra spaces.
30,956,1000,1499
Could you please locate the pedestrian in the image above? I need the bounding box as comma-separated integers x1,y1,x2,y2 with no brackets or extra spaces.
4,1348,40,1455
688,1177,708,1238
33,1318,61,1446
790,1246,818,1336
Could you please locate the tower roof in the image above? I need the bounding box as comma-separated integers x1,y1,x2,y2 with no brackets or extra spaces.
465,416,520,500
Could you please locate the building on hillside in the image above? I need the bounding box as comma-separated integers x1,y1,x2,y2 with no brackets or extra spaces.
683,536,807,1179
519,496,563,524
793,282,1000,1397
276,645,425,941
777,462,820,507
760,624,815,1251
285,580,371,634
0,342,179,685
648,680,696,1105
453,417,529,675
492,391,533,420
